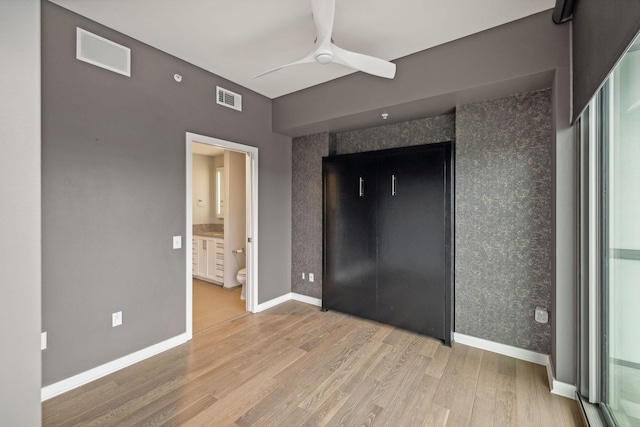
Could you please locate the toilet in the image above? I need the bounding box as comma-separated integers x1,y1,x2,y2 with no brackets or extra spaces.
236,268,247,300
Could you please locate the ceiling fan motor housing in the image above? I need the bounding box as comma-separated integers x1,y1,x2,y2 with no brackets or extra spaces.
315,50,333,64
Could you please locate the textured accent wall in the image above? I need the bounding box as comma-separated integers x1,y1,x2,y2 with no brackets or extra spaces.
455,89,552,353
294,94,552,354
336,115,456,155
291,115,455,298
291,133,333,298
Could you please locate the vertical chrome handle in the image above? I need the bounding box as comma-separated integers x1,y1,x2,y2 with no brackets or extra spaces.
359,177,364,197
203,240,206,250
392,174,396,196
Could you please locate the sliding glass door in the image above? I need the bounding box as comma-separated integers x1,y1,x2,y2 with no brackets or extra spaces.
603,41,640,426
578,35,640,427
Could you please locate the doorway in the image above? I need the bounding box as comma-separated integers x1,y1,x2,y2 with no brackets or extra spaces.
185,132,259,339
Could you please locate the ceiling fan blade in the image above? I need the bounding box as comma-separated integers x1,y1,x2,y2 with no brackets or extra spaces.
253,50,317,78
311,0,335,47
332,45,396,79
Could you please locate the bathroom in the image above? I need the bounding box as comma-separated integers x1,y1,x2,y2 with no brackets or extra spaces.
191,142,247,332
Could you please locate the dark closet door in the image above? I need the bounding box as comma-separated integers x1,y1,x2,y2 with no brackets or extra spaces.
375,147,447,338
323,156,377,319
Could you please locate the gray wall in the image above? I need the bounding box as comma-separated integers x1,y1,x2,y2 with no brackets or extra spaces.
455,90,552,354
0,1,42,424
42,2,291,386
551,65,576,383
572,0,640,119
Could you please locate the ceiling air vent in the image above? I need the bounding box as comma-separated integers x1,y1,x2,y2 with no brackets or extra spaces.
216,86,242,112
76,28,131,77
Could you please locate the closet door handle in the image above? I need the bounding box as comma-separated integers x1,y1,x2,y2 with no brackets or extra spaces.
391,174,396,196
203,240,207,250
359,177,364,197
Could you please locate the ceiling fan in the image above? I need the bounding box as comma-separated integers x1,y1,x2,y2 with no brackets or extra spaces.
254,0,396,79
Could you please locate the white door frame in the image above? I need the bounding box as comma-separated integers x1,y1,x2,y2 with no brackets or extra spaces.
185,132,259,340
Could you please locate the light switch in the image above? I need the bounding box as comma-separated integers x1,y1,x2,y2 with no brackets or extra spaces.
173,236,182,249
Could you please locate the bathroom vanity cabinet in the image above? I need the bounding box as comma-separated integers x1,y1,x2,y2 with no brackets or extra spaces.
322,143,453,345
192,236,224,284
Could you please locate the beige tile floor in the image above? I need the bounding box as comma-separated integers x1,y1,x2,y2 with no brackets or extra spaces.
192,278,246,333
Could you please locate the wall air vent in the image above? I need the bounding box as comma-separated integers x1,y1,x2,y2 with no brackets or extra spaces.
216,86,242,112
76,28,131,77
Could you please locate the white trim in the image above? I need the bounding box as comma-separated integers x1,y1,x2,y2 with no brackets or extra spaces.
552,379,578,399
587,99,601,402
186,133,260,339
453,333,576,399
254,293,293,312
291,293,322,307
254,292,322,313
546,357,556,395
453,333,549,365
41,334,188,401
546,356,578,399
186,144,193,339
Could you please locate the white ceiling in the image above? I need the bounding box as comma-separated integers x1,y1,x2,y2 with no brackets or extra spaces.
50,0,554,99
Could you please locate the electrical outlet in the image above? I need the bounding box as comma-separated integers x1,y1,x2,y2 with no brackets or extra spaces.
173,235,182,249
112,311,123,327
41,332,47,350
535,307,548,324
309,273,314,282
302,272,305,280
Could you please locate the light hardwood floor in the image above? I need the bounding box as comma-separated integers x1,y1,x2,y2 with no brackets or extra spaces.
43,301,583,426
193,278,246,334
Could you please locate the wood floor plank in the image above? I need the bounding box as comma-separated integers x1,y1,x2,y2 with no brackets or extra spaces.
297,323,393,413
42,301,583,427
372,353,429,425
494,363,518,425
183,347,307,426
515,359,543,426
424,342,452,379
235,322,382,426
469,351,499,427
368,330,417,382
432,343,483,426
301,389,349,426
420,336,441,358
326,376,380,427
397,374,448,427
371,338,423,408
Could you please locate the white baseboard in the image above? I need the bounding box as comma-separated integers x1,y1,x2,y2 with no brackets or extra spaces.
42,293,320,402
291,292,322,307
551,379,578,399
41,333,188,401
254,292,293,312
453,332,576,400
254,292,322,313
453,332,550,365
